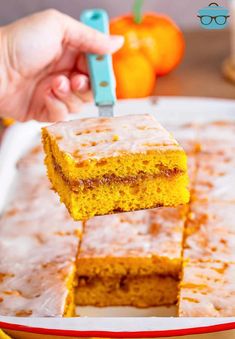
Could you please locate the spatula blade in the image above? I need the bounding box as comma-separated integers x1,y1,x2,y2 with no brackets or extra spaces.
98,105,114,117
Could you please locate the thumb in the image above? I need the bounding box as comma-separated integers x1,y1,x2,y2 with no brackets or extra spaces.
58,12,124,54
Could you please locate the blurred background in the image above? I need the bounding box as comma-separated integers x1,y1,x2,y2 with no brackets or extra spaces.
0,0,229,28
0,0,234,99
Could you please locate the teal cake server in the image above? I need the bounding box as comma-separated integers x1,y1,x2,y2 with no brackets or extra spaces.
80,9,116,117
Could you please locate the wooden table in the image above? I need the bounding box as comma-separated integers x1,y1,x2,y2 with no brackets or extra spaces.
155,29,235,99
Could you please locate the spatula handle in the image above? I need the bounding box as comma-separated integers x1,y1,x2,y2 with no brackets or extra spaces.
80,9,116,106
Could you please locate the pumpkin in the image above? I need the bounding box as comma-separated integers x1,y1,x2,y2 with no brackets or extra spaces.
110,2,185,99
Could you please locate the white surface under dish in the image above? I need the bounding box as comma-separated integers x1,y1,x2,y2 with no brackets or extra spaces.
0,97,235,338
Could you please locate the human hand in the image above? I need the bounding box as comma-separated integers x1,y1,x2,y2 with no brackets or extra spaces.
0,10,123,122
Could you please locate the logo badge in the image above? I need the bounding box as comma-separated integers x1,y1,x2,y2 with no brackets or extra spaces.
197,2,230,30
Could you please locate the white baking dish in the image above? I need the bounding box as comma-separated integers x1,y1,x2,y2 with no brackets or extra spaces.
0,97,235,338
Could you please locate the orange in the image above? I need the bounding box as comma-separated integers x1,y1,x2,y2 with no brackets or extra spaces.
112,52,156,99
111,13,185,76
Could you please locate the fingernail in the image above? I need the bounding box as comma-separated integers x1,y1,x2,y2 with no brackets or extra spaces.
76,77,88,92
109,35,124,52
57,78,69,94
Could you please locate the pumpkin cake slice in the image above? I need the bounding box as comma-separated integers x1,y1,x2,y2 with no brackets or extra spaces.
0,145,82,317
42,114,189,220
76,206,187,307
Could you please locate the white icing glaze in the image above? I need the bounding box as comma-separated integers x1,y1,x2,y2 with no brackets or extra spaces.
79,206,186,259
184,202,235,262
194,142,235,202
45,114,182,161
0,146,82,317
179,261,235,317
167,123,199,142
198,121,235,142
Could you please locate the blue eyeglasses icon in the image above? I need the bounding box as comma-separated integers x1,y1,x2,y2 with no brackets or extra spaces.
198,15,229,26
197,3,230,30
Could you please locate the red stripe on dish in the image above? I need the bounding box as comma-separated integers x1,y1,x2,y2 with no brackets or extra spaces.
0,320,235,337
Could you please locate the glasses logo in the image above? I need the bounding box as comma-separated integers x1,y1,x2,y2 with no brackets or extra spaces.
197,2,230,30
